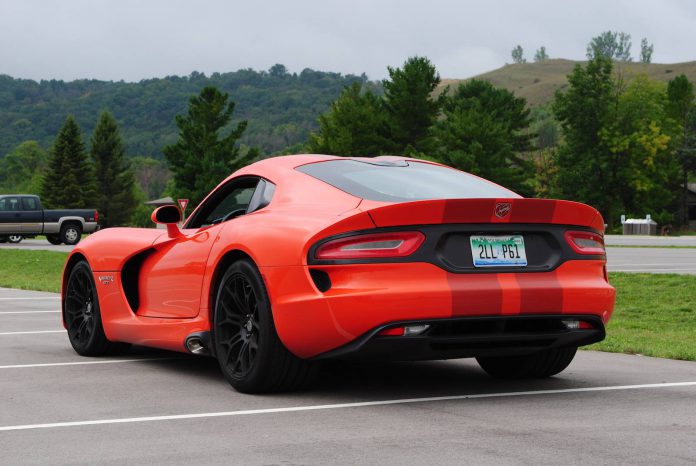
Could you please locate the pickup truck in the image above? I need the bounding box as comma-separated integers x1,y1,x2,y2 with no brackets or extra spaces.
0,194,99,245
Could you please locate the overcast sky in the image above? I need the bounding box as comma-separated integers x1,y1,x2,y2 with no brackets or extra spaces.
2,0,696,82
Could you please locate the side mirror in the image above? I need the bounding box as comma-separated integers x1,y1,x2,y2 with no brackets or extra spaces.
151,205,182,238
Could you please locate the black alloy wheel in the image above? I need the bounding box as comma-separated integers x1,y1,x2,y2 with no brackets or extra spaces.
214,259,317,393
64,261,129,355
216,272,260,379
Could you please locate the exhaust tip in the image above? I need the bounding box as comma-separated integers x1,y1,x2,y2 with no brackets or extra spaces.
184,331,212,356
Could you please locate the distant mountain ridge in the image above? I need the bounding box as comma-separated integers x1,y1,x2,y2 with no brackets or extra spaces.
439,59,696,107
0,68,372,158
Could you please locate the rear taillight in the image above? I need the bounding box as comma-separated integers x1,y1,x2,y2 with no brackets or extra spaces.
315,231,425,260
565,230,605,255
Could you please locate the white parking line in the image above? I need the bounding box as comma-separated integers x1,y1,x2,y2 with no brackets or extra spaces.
0,311,60,314
0,358,178,370
0,330,64,335
0,297,60,300
1,381,694,432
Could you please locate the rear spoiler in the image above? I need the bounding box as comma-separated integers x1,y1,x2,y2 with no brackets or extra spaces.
363,198,605,233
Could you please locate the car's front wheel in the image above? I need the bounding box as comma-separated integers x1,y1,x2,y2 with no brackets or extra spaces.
213,259,317,393
8,235,22,243
64,260,130,356
476,346,577,378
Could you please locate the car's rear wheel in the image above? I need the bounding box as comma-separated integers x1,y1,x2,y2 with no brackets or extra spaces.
61,223,82,245
64,261,130,356
46,234,62,245
214,259,317,393
476,346,577,378
8,235,22,243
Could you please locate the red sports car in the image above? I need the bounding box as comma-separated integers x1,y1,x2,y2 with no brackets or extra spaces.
62,155,615,392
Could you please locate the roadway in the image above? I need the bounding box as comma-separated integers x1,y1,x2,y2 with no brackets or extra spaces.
0,288,695,464
4,236,696,274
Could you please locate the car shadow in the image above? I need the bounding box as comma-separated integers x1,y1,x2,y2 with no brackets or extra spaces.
125,346,589,400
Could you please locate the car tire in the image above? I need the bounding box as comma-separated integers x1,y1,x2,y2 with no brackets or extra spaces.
64,260,131,356
60,223,82,245
213,259,318,393
476,346,577,379
8,235,22,243
46,234,62,245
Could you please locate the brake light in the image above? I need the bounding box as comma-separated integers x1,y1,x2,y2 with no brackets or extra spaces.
94,211,99,223
315,231,425,260
565,230,605,255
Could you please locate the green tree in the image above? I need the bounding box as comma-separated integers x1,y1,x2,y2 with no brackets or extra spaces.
41,116,97,208
382,56,444,153
0,141,47,194
432,79,534,193
511,45,526,64
90,111,137,227
554,56,678,226
640,38,654,64
307,82,391,156
164,86,252,205
533,46,549,62
587,31,632,61
666,74,696,226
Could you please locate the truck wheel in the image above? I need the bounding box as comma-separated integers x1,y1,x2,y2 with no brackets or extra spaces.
46,235,62,245
60,223,82,245
8,235,22,244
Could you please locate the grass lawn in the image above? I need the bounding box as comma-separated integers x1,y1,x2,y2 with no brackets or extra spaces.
0,250,694,361
588,272,696,361
0,249,67,292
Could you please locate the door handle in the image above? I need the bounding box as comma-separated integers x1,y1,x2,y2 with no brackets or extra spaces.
14,213,20,218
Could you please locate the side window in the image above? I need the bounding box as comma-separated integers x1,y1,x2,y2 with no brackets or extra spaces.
201,186,256,226
0,197,20,211
21,197,38,211
187,177,260,229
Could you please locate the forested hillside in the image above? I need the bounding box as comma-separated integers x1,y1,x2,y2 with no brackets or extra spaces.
0,66,374,157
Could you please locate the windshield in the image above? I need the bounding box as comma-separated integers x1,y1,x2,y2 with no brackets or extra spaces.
296,160,519,202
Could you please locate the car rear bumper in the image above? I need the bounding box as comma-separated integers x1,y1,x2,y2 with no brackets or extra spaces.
312,314,605,361
261,259,615,359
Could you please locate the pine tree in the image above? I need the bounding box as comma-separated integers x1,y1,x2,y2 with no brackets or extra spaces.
90,111,137,227
432,79,534,194
307,82,391,156
382,56,444,154
41,116,97,208
164,86,252,205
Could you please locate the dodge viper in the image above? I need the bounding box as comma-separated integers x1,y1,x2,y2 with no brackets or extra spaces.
62,155,616,392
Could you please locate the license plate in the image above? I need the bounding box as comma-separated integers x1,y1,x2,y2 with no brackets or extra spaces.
470,235,527,267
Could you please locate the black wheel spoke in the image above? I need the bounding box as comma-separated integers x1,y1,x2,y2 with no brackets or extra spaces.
65,266,97,350
216,272,260,378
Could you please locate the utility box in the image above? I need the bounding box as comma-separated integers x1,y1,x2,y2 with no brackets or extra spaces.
622,218,657,235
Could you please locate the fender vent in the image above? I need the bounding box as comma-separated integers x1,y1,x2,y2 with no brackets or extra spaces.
121,249,153,313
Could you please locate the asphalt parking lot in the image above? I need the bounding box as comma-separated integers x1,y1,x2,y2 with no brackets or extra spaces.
1,287,696,465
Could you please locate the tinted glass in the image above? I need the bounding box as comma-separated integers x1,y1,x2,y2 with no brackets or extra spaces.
297,160,519,202
21,197,38,210
201,186,256,226
0,197,20,212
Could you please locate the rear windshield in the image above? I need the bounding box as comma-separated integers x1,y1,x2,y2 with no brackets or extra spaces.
296,160,519,202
